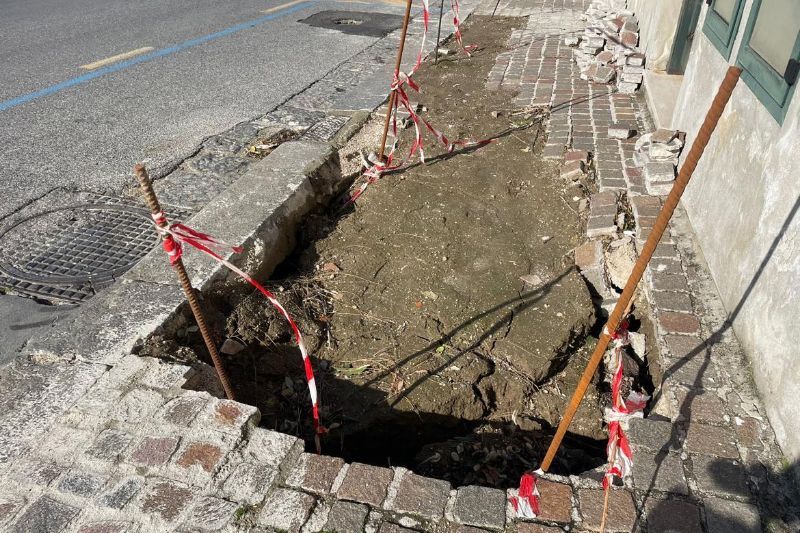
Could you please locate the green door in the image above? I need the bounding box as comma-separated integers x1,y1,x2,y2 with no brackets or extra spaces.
668,0,705,74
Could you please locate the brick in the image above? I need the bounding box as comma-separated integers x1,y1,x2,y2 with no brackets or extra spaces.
578,488,636,531
324,501,369,533
140,479,194,522
130,436,180,467
560,160,585,180
649,290,693,313
57,470,109,498
704,496,760,533
645,498,702,532
286,453,345,495
632,450,688,495
258,488,315,533
159,395,207,426
535,479,572,523
628,418,682,452
658,311,700,335
574,240,602,270
685,423,738,459
10,496,80,533
98,477,144,510
337,462,393,507
184,496,237,531
453,485,506,530
389,470,450,520
608,123,634,139
222,462,278,505
77,522,131,533
86,430,134,462
176,442,223,473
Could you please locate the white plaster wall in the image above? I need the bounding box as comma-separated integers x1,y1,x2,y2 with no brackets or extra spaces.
671,1,800,470
629,0,683,71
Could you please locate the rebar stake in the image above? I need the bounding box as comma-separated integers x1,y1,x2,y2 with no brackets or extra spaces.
378,0,414,160
539,66,742,472
134,164,236,401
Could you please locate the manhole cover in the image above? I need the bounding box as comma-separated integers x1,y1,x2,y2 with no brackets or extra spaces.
300,10,404,38
0,195,191,303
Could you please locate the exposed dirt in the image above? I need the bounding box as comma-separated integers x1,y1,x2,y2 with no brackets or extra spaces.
142,17,621,486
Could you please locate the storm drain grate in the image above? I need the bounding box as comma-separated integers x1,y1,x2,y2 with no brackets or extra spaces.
0,194,191,303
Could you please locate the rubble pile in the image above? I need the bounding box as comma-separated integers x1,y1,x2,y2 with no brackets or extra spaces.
564,0,645,94
634,128,686,194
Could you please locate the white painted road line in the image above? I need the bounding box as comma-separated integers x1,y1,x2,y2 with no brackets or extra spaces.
79,47,155,71
262,0,309,14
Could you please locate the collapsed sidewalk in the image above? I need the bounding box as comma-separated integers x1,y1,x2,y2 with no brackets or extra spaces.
0,0,799,532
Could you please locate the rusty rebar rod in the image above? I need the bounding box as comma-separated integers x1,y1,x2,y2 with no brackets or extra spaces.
539,66,742,472
134,164,236,401
378,0,414,160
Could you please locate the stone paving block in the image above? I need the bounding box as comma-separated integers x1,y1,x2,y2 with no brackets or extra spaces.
703,496,760,533
10,496,80,533
673,388,727,424
578,488,637,531
608,123,634,139
221,462,278,505
286,453,346,495
452,485,506,530
183,495,237,531
159,394,208,427
0,496,25,527
662,334,704,359
648,290,692,313
389,471,451,520
140,478,194,523
657,311,700,335
241,428,303,473
645,497,702,532
57,470,109,498
650,272,689,293
534,479,573,523
684,421,738,458
516,524,564,533
258,488,315,533
560,160,585,180
76,521,131,533
662,351,723,389
110,389,165,423
628,418,682,452
574,240,603,271
587,216,618,238
691,455,750,499
11,458,65,487
86,430,135,463
194,398,260,436
565,149,589,164
129,436,180,467
632,450,688,495
323,501,369,533
97,476,144,510
36,425,93,463
336,462,394,507
138,360,192,390
378,523,419,533
175,441,224,474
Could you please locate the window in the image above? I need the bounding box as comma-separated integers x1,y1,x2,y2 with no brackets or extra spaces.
737,0,800,123
703,0,746,58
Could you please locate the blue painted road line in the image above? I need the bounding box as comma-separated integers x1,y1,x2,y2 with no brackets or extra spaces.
0,1,317,113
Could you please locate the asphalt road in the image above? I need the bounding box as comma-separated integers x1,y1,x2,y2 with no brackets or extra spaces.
0,0,409,221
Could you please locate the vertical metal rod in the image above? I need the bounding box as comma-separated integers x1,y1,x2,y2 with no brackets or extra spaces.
434,0,446,65
378,0,414,160
134,164,236,401
539,66,742,472
491,0,501,17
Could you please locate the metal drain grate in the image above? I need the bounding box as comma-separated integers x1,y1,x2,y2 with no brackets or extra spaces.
0,194,191,303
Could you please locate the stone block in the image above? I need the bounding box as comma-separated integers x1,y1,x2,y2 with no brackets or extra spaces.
337,462,394,507
138,360,192,390
657,311,700,335
324,501,369,533
645,498,702,532
574,240,603,271
241,428,303,473
159,395,207,427
129,436,180,467
685,423,738,459
195,399,260,435
578,488,636,531
596,50,615,65
564,149,589,164
587,216,618,238
608,123,634,139
183,496,237,531
388,470,450,520
110,389,165,424
0,497,24,528
452,485,506,530
651,129,678,144
650,272,689,293
632,450,688,495
673,388,727,424
593,66,616,84
535,479,573,523
644,162,675,183
628,418,682,452
691,455,750,499
704,496,760,533
617,81,638,94
10,496,80,533
57,470,109,498
286,453,345,495
98,476,144,510
222,462,278,505
175,441,224,473
258,488,315,533
378,523,419,533
662,334,704,359
11,458,65,487
649,290,693,313
560,160,586,181
620,31,639,48
621,72,643,84
76,521,131,533
626,53,645,67
140,479,194,523
517,524,565,533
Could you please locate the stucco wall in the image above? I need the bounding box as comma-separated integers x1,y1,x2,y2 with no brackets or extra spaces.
670,1,800,470
628,0,682,71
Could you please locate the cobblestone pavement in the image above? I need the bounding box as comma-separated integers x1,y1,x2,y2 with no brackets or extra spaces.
1,0,799,532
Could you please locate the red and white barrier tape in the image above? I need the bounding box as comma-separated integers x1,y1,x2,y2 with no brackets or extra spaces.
151,212,326,451
348,0,488,204
509,470,542,519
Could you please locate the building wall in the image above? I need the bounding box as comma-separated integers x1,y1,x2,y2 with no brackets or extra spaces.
628,0,682,71
668,1,800,469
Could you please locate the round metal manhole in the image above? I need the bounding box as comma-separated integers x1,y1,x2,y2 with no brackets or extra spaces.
0,200,190,302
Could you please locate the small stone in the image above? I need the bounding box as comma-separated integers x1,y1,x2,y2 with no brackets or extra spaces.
621,71,643,84
593,66,616,84
605,237,636,289
651,128,678,144
628,331,647,359
560,160,585,180
140,479,194,522
626,52,645,67
324,501,369,533
596,50,615,65
490,111,501,118
620,30,639,48
618,81,639,94
452,485,506,530
608,123,635,139
437,48,451,56
258,489,315,533
564,36,581,46
220,338,245,355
